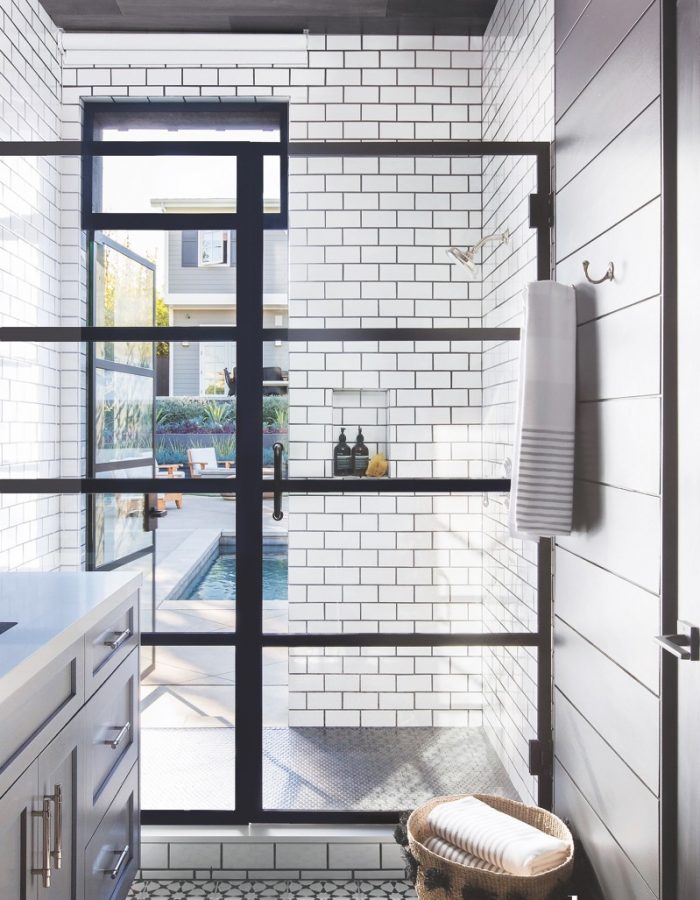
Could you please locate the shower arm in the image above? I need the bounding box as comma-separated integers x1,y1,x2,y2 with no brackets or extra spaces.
465,229,510,257
446,229,510,265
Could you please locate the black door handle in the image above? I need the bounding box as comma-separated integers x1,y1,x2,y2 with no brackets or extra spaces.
272,442,284,521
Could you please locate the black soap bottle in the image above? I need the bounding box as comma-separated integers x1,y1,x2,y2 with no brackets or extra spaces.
351,427,369,476
333,427,353,476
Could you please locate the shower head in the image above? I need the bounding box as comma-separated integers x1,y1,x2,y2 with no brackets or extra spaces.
446,246,478,273
447,229,510,275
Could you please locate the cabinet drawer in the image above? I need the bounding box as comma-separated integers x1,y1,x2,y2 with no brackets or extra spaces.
0,640,84,798
85,762,139,900
85,650,138,840
85,594,138,698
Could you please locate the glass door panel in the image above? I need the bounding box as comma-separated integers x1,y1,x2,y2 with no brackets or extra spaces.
152,492,237,634
93,233,155,367
141,645,236,811
89,233,157,653
262,644,522,811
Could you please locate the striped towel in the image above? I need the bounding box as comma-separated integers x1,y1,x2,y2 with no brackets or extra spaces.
424,835,507,873
427,796,569,877
508,280,576,538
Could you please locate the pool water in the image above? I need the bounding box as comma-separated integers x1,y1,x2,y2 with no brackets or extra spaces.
184,549,288,602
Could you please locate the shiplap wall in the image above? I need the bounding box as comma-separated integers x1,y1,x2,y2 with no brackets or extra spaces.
553,2,662,898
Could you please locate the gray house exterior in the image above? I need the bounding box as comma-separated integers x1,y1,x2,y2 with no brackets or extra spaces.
157,205,288,396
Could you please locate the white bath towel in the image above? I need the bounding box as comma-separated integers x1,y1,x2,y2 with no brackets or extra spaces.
424,835,507,874
508,280,576,538
427,796,570,877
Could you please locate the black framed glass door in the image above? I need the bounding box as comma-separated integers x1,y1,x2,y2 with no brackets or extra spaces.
70,102,553,825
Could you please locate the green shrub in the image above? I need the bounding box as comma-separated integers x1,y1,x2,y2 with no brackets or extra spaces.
262,395,288,426
156,396,235,427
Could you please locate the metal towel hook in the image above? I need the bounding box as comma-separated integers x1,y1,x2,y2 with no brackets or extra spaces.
582,259,615,284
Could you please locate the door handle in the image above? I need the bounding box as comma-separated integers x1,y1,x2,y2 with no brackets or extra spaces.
50,784,62,870
108,844,130,880
104,628,132,652
31,797,52,888
272,442,284,521
105,722,131,750
654,620,700,661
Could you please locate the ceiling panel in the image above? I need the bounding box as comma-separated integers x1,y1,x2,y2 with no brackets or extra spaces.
39,0,496,34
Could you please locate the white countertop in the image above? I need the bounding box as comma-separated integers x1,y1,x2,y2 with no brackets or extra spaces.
0,571,141,704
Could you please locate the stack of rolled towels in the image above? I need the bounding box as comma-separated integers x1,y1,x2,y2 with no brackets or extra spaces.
425,797,570,877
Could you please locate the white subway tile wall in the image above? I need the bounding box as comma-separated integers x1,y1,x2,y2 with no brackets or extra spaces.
288,155,482,329
0,0,83,570
480,0,554,803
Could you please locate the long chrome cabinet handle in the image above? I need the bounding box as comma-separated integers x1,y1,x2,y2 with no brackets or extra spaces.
103,629,132,651
31,797,52,888
105,722,131,750
50,784,62,870
109,844,130,880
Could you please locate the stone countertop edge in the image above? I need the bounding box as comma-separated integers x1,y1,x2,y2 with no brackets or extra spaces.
0,570,141,705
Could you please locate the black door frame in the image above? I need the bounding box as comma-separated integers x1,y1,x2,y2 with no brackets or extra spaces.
0,114,553,827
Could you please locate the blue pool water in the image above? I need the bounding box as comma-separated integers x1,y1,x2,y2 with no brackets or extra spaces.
184,549,288,602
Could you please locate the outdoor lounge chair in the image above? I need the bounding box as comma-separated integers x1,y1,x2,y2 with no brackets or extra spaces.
187,447,236,478
156,462,185,510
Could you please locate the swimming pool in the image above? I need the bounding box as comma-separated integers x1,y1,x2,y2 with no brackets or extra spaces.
183,548,288,602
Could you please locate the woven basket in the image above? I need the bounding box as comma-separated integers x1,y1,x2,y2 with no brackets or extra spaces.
407,794,574,900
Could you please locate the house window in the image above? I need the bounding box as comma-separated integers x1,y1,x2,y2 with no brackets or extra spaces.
199,230,229,266
200,340,235,395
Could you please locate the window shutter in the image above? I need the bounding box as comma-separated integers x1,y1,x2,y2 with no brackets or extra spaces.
181,230,198,267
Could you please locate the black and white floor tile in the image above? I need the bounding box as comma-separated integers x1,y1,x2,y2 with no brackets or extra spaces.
129,880,415,899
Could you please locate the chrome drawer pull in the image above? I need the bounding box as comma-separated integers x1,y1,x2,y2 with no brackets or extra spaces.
31,797,52,888
105,722,131,750
103,629,132,652
50,784,62,870
109,844,130,880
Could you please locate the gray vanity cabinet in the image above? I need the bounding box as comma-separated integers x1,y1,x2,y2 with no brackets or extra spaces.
0,765,36,899
37,714,84,900
0,584,140,900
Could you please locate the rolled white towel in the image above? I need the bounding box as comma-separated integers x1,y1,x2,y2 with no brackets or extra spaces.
427,796,569,877
424,835,507,874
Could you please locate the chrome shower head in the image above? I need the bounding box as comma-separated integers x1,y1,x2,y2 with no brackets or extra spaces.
446,246,477,273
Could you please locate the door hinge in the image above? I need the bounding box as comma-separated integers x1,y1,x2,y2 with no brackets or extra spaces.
529,738,553,776
529,191,554,229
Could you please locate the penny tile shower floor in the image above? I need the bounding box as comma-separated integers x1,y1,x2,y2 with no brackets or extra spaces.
128,880,415,898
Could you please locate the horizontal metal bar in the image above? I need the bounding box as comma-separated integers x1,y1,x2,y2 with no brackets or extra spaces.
141,631,536,647
268,327,520,342
94,546,153,571
85,212,241,230
0,326,236,341
142,809,418,826
276,478,511,493
0,477,511,494
0,326,521,343
95,358,155,377
0,140,82,156
262,632,537,647
94,458,154,473
289,140,551,158
86,140,283,155
0,139,551,161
